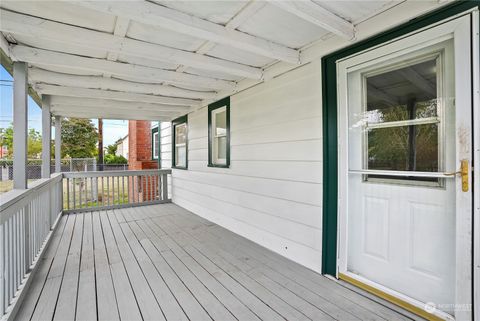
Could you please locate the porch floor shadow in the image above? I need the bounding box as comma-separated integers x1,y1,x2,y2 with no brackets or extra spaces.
15,204,423,321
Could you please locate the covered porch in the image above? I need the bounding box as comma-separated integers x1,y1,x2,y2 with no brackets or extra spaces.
1,1,479,320
15,203,417,321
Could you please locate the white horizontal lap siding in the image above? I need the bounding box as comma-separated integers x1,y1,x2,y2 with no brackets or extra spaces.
160,122,172,199
171,61,323,272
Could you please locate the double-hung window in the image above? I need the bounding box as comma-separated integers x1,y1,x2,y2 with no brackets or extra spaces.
172,115,188,169
208,97,230,167
152,127,159,160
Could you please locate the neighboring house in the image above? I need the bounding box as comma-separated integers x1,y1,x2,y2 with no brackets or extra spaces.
116,134,128,159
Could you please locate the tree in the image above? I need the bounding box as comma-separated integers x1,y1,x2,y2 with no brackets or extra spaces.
104,154,128,164
61,118,98,158
102,142,126,164
28,128,42,158
0,126,13,157
106,143,118,156
0,125,42,158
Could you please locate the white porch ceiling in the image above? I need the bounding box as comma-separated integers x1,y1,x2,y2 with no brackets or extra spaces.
0,0,439,121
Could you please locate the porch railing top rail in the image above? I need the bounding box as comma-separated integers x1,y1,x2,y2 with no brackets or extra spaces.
62,169,171,178
0,173,63,224
1,169,172,320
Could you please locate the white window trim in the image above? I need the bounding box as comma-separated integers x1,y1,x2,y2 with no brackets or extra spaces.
211,106,227,165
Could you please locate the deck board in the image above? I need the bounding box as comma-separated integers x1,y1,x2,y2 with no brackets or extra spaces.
14,204,422,321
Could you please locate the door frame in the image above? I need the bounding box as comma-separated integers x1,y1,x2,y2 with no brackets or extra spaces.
336,16,470,321
321,1,480,319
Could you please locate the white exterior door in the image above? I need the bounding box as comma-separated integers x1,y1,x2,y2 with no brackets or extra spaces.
337,16,473,320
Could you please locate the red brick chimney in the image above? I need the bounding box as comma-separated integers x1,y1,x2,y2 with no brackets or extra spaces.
128,120,158,170
128,120,158,201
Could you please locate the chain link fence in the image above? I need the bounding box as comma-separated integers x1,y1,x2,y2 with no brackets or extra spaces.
0,158,129,194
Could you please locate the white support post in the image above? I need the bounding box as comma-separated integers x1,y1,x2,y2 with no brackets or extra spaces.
54,115,61,173
13,62,28,189
41,96,51,178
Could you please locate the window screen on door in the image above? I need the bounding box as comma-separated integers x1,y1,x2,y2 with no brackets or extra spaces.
362,55,443,183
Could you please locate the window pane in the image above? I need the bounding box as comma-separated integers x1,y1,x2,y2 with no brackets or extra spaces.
368,124,438,172
365,59,437,124
215,109,227,136
216,136,227,160
176,123,186,144
153,132,158,158
176,146,186,167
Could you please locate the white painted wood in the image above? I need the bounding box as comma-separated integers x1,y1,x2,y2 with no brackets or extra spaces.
54,116,61,173
53,213,83,321
79,0,300,64
10,204,414,320
106,16,130,63
76,212,97,321
0,33,12,60
41,96,51,179
0,9,262,79
50,109,173,121
12,62,27,190
270,0,355,40
171,62,324,272
29,68,217,100
210,1,450,112
50,106,177,119
177,1,268,74
35,84,200,107
472,9,480,319
49,96,191,113
337,17,473,321
11,45,235,91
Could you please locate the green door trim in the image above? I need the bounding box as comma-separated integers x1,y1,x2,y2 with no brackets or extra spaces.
321,0,480,276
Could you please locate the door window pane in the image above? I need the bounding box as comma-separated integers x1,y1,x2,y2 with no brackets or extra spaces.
359,56,444,183
365,59,437,124
368,124,439,172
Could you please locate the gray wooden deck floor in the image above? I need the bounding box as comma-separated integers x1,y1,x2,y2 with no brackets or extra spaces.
15,204,420,321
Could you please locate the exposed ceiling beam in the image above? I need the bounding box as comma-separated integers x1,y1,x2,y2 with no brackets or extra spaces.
270,1,355,40
177,0,268,74
0,9,261,79
106,16,130,63
49,96,191,113
35,84,199,106
78,0,300,64
28,68,216,100
11,45,235,90
51,107,174,121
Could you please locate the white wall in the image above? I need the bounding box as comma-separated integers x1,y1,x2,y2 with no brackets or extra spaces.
163,61,323,272
117,137,128,159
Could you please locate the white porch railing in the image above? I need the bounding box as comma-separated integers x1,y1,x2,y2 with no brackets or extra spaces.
0,169,171,320
63,169,171,213
0,173,63,317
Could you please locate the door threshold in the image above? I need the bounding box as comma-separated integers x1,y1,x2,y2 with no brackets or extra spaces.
338,273,451,321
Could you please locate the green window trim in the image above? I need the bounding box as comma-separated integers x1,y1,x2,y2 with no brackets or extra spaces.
208,97,231,168
321,1,480,276
171,115,188,170
151,127,159,161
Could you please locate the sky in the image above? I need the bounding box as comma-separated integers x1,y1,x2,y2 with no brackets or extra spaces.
0,66,128,147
